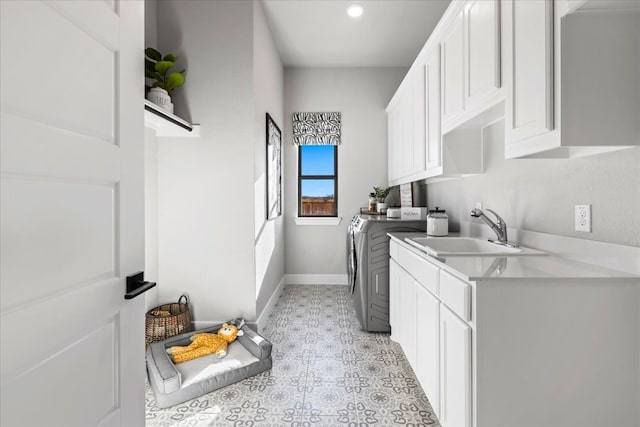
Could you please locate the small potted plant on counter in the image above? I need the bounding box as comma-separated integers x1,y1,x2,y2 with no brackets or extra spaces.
145,47,186,114
373,186,391,214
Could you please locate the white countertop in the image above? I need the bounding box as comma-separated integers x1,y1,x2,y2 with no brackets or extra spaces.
389,232,640,281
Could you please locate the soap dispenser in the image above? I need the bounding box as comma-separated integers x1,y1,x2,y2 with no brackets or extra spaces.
427,207,448,236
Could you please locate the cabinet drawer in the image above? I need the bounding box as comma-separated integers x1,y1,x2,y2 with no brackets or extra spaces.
390,239,400,261
440,271,471,322
398,246,439,296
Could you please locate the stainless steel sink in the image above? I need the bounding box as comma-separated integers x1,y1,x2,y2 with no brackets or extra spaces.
405,237,545,257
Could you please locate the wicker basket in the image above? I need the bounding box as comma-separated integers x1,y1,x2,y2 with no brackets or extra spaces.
145,295,192,347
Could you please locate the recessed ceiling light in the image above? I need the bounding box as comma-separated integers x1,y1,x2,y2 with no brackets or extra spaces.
347,4,364,18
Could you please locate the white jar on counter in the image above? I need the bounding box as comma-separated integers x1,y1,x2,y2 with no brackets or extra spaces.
426,207,448,236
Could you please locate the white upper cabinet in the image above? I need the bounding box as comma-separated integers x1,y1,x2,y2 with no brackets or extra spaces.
504,0,555,155
387,93,403,183
387,1,491,185
441,0,502,133
425,45,443,177
504,0,640,158
441,9,466,126
464,0,501,110
386,56,428,185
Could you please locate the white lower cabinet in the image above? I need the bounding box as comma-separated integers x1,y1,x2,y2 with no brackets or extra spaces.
439,305,472,427
389,259,401,341
390,241,471,427
399,267,417,366
390,237,640,427
415,283,441,418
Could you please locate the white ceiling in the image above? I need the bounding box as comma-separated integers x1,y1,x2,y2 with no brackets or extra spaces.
261,0,451,67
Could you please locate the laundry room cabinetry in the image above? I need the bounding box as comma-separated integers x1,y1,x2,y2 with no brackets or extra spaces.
504,0,640,158
389,234,640,427
387,63,426,185
389,238,471,425
386,0,495,186
441,0,502,134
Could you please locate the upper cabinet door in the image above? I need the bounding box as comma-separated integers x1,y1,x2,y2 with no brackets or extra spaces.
387,98,403,183
410,65,427,176
504,0,554,151
464,0,501,109
441,9,465,125
425,45,442,175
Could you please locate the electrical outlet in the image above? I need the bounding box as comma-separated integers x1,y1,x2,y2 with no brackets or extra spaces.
575,204,591,232
475,202,482,211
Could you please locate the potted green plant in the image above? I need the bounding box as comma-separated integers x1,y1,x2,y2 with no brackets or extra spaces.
373,186,391,213
145,47,186,114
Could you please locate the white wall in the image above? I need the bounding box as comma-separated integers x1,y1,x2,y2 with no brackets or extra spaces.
144,0,157,50
144,127,159,311
426,121,640,247
253,2,285,317
283,68,407,276
156,0,257,323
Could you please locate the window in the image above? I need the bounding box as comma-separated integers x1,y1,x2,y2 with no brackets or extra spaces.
298,145,337,217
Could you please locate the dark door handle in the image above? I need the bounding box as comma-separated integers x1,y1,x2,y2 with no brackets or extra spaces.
124,271,156,300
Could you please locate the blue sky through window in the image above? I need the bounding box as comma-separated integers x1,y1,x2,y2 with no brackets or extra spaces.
301,145,335,175
301,180,334,198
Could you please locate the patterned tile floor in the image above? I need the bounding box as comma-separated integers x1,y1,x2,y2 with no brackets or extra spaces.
146,285,440,426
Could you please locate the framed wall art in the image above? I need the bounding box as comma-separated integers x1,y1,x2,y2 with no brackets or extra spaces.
266,113,282,219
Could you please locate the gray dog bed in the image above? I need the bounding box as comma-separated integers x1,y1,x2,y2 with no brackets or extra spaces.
146,319,272,408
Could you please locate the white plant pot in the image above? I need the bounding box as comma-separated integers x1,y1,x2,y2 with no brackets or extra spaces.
147,87,173,114
377,202,387,213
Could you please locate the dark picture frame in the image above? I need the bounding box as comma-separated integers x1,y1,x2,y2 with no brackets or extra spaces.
266,113,282,219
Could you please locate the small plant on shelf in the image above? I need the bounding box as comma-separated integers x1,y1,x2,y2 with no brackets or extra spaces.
145,48,186,95
145,47,186,113
373,186,391,203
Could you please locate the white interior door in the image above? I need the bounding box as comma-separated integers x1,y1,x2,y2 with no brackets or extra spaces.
1,1,145,426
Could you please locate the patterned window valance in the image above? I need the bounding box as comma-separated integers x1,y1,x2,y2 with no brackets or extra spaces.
292,112,341,145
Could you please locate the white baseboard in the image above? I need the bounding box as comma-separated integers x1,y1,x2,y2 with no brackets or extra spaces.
284,274,348,285
255,276,286,333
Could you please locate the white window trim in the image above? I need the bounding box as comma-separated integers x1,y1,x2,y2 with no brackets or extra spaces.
295,217,342,226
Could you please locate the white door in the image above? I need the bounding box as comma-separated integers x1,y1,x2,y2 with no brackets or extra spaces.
1,1,145,426
439,306,471,427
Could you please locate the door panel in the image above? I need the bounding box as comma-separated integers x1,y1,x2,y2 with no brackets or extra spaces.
1,178,117,309
0,1,145,426
440,306,471,427
2,320,118,427
1,1,118,143
416,284,440,418
441,9,465,124
505,0,554,147
425,45,442,173
465,0,501,106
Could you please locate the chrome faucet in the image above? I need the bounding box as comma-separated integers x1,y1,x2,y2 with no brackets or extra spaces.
470,208,518,248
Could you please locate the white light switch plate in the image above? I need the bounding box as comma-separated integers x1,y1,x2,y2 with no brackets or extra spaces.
575,204,591,232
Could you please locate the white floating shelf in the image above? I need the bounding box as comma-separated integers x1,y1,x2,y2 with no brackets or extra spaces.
144,100,200,137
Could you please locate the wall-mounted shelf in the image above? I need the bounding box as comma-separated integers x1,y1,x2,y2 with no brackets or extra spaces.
144,100,200,137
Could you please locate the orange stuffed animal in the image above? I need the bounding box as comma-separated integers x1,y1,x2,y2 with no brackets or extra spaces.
167,322,244,364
